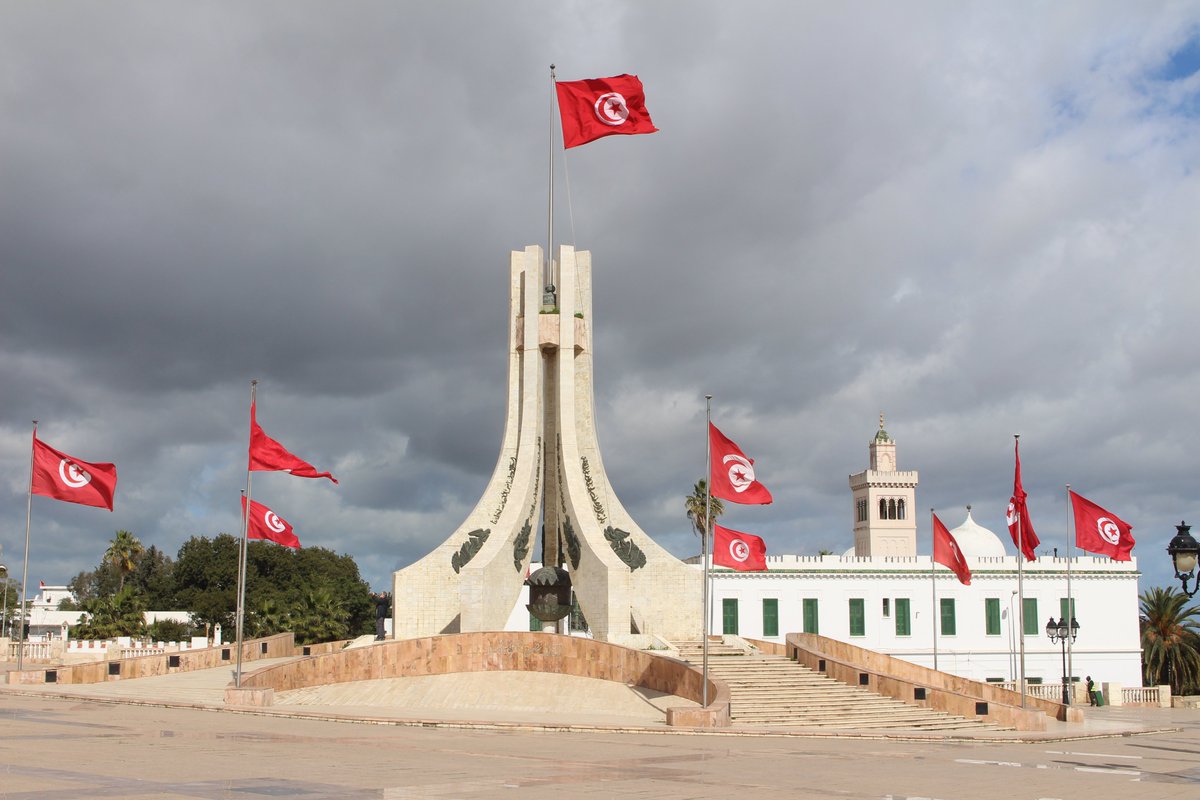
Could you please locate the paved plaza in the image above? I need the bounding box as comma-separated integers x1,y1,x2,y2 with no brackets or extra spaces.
2,659,1200,798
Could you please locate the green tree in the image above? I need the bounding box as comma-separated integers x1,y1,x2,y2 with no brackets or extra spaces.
289,587,349,644
129,545,176,609
246,597,291,638
1140,586,1200,694
74,587,147,639
147,618,196,642
104,530,145,590
172,533,242,630
685,479,725,542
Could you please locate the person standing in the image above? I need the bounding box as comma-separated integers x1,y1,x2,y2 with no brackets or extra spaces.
1086,675,1096,706
373,591,391,641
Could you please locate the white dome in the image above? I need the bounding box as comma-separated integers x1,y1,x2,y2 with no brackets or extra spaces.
948,508,1008,558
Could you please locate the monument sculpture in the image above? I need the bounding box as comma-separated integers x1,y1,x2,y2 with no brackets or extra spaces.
392,245,700,643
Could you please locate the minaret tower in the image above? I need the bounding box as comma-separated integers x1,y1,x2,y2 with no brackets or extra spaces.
848,414,918,557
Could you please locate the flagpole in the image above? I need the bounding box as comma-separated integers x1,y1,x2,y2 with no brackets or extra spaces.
1065,483,1073,704
547,64,556,296
235,380,257,688
17,420,37,673
1015,434,1026,708
930,508,938,672
702,395,712,707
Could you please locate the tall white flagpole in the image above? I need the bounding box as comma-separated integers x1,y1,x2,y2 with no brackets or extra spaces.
235,380,256,688
930,508,939,672
1015,434,1026,708
547,64,557,295
17,420,37,673
1065,483,1074,703
702,395,713,707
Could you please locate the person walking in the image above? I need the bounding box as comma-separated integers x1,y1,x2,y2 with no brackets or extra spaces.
1086,675,1097,706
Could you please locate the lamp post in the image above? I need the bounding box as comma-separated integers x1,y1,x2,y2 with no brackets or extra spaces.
1046,615,1080,705
1167,521,1200,598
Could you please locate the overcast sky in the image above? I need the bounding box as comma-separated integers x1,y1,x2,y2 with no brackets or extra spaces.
2,2,1199,601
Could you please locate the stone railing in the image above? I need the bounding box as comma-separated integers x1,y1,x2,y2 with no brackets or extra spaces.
232,631,731,728
7,641,52,661
783,632,1078,730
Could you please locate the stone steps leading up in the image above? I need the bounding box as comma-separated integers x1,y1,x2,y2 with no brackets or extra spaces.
670,642,1003,731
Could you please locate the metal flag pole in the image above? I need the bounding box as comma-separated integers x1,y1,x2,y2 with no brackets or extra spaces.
930,508,939,672
1065,483,1074,703
547,64,557,295
702,395,713,707
235,380,257,688
1015,434,1026,708
17,420,37,673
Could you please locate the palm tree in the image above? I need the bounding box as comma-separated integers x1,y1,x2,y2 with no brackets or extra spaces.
289,588,349,645
685,480,725,543
1139,586,1200,694
104,530,145,590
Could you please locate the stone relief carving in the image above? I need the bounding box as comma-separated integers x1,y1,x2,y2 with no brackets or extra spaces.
451,528,490,573
604,526,646,571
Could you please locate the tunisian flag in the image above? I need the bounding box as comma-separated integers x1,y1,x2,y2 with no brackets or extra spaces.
713,524,767,571
242,496,300,548
248,402,337,483
556,74,659,149
30,433,118,511
932,513,971,585
1006,439,1039,561
1070,491,1135,561
709,423,772,504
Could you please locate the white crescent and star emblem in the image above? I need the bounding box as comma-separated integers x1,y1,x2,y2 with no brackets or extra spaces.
1097,517,1120,545
593,92,630,126
264,511,286,534
723,454,756,493
1006,501,1018,527
729,539,750,562
58,459,91,488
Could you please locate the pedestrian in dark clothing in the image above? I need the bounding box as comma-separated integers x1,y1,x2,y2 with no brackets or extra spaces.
373,591,391,641
1086,675,1096,705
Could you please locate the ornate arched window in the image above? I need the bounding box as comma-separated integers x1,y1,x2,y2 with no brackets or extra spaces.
879,498,887,519
888,499,897,520
897,499,906,520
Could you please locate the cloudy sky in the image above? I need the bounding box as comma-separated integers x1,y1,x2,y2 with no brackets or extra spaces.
2,2,1199,600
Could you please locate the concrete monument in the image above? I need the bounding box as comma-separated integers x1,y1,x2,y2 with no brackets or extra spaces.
392,246,700,643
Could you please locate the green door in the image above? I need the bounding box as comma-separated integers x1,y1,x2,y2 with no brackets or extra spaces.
722,598,739,635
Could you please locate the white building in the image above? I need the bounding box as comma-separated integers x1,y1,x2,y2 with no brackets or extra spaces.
706,422,1143,687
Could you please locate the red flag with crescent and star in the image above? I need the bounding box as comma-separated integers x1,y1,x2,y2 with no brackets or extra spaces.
30,433,118,511
1006,439,1039,561
556,74,659,149
708,423,773,504
712,524,767,571
248,401,337,483
932,513,971,585
1070,491,1135,561
242,496,300,548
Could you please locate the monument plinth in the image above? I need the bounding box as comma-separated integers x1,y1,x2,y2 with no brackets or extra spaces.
393,245,700,643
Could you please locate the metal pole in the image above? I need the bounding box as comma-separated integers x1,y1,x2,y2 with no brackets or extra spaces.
1065,484,1074,703
930,508,938,672
1,563,8,641
702,395,712,707
235,381,256,687
1060,623,1069,705
547,65,556,295
18,421,38,673
1015,434,1026,708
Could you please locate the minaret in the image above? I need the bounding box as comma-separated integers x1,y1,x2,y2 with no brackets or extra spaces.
847,414,918,557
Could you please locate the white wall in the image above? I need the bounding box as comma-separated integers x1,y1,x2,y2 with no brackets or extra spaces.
705,553,1143,687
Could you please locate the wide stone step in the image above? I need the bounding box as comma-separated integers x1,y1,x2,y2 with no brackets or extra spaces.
669,645,1004,731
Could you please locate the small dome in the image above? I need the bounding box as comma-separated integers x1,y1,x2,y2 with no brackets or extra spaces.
948,507,1008,558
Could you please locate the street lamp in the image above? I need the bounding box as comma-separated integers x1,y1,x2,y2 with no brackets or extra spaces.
1046,615,1079,705
1167,521,1200,598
